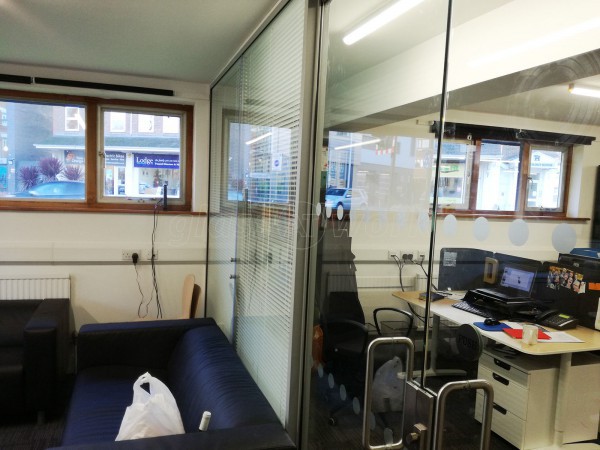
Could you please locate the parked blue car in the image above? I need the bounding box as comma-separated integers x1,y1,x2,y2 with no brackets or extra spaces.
15,181,85,199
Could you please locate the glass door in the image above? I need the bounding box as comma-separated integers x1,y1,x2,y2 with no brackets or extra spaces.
302,0,600,448
429,1,600,449
303,0,453,447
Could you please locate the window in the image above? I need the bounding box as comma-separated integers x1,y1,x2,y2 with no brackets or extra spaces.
109,112,127,132
101,109,183,202
226,122,293,204
525,145,568,212
137,114,155,133
436,138,571,216
163,116,179,134
475,141,520,211
430,122,590,217
65,107,84,131
0,90,193,212
433,141,473,209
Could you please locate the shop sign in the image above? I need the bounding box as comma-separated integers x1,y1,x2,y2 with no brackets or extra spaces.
64,150,85,165
105,151,126,166
134,153,179,169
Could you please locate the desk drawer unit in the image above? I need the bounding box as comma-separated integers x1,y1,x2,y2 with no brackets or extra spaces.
475,350,559,449
475,349,600,448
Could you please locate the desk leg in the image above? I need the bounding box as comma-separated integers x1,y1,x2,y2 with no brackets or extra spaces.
419,314,466,379
429,315,440,372
554,352,572,447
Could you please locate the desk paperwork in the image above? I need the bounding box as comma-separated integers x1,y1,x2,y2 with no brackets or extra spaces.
392,291,600,355
503,327,550,340
502,321,584,343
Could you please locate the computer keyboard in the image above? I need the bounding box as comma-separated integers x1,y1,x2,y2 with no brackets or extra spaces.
452,300,496,318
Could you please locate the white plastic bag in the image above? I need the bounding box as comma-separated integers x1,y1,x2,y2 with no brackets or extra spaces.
371,356,405,413
116,372,185,441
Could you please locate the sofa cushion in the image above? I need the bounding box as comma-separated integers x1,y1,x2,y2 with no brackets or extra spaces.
168,326,280,433
61,366,168,446
0,300,40,346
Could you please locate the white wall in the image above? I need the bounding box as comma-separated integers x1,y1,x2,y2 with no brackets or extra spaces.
0,63,211,331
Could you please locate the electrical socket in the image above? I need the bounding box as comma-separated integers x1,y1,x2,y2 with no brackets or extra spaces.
144,249,159,261
121,249,141,261
400,250,418,262
388,250,398,260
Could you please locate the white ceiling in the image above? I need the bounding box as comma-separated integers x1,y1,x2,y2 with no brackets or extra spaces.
1,0,599,129
0,0,280,84
0,0,513,85
325,0,600,130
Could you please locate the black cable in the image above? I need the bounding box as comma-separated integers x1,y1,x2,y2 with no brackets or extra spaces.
151,200,163,318
392,255,426,323
392,255,405,292
135,261,151,318
414,255,438,291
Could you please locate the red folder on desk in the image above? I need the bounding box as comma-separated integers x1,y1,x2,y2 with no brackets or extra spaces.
503,328,551,340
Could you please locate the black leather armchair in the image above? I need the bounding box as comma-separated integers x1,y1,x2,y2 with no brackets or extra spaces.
0,298,70,422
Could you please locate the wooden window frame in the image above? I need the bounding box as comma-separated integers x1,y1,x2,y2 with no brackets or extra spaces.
434,121,587,220
439,138,573,219
0,89,193,214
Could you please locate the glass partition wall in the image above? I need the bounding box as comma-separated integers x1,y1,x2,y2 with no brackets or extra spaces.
208,0,312,438
304,0,452,447
209,0,600,448
304,0,600,449
432,1,600,448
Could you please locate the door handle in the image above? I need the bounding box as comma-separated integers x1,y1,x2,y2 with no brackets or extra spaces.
362,337,414,450
433,379,494,450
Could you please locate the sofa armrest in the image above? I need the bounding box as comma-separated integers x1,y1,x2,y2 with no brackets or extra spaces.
24,298,70,411
50,423,295,450
77,318,216,372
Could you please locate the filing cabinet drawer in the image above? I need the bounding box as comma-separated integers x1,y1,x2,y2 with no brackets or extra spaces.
477,365,527,419
476,349,560,449
475,393,553,450
479,351,529,387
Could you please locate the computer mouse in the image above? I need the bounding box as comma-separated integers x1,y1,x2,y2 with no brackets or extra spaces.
484,318,500,326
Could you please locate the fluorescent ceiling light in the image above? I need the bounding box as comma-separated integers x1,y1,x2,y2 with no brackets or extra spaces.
469,18,600,68
343,0,425,46
334,138,381,150
245,132,272,145
569,83,600,99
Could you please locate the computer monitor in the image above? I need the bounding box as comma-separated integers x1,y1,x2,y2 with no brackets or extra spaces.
494,252,544,296
499,264,536,295
437,247,492,291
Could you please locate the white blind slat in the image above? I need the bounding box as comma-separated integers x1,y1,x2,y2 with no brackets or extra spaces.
209,0,305,425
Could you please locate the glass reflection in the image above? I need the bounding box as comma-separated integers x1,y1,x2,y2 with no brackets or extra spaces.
307,0,600,448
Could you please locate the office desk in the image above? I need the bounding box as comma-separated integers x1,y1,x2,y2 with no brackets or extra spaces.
392,291,600,449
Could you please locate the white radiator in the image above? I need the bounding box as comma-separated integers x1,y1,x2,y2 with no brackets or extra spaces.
0,276,71,300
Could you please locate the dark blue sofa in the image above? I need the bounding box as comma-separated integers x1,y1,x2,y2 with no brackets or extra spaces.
52,318,294,449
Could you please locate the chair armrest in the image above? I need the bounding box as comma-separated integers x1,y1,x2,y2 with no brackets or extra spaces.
24,298,70,410
325,318,368,332
372,307,414,336
76,317,216,372
323,318,370,356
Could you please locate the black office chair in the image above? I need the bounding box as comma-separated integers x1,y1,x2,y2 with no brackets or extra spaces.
320,290,413,425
